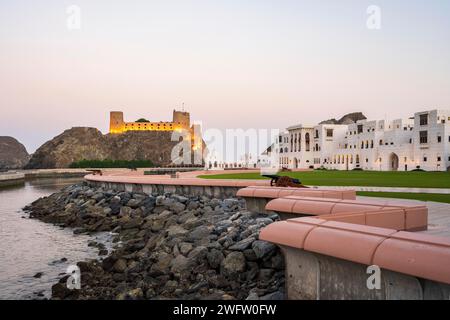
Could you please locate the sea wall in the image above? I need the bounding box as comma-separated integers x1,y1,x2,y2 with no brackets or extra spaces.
0,172,25,187
25,182,285,300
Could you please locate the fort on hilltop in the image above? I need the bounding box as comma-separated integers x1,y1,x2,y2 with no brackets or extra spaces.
109,110,191,134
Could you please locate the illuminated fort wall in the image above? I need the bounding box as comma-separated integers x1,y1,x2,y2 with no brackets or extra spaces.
109,110,190,134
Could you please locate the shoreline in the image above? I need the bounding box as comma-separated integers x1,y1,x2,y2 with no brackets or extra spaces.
25,182,285,300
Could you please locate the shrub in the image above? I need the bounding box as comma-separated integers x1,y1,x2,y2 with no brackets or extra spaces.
135,118,150,123
69,159,154,168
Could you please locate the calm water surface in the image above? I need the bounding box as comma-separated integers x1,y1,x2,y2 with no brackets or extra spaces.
0,178,110,300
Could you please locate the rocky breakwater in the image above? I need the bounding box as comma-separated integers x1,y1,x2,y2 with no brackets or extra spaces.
25,182,285,300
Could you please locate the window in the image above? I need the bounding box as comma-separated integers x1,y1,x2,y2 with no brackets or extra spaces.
305,133,310,151
379,140,383,145
419,131,428,144
315,130,319,138
357,125,363,134
326,129,333,137
419,114,428,126
437,156,441,162
438,136,442,143
370,140,374,148
423,156,427,162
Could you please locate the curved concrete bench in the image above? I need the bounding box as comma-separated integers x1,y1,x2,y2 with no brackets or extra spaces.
260,218,450,299
85,174,270,199
265,196,428,231
236,186,356,213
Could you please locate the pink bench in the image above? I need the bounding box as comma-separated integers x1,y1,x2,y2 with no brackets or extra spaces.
236,186,356,213
259,217,450,299
265,196,428,231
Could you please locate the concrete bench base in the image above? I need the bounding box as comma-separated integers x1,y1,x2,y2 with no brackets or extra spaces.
282,246,450,300
88,180,241,199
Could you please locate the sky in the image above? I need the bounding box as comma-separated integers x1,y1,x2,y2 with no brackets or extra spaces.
1,0,450,153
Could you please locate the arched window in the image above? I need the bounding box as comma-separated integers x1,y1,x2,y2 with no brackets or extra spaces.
370,140,374,148
294,133,297,152
298,133,302,151
305,133,310,151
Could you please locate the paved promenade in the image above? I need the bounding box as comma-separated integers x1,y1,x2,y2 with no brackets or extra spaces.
358,196,450,238
86,169,450,238
315,185,450,194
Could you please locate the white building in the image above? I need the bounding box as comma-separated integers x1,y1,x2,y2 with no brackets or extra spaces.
270,110,450,171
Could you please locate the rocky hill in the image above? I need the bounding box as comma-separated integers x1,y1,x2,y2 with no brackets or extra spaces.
0,136,30,170
25,127,203,169
319,112,367,125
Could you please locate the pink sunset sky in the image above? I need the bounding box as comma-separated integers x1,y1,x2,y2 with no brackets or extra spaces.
1,0,450,153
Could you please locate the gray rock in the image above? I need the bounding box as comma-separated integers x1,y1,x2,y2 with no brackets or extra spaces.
113,259,127,273
155,195,165,206
255,217,274,226
167,225,188,237
188,225,211,241
221,252,246,276
229,236,255,251
126,199,142,208
122,218,142,229
179,242,193,255
186,201,199,210
164,280,178,293
173,195,189,203
252,240,276,259
149,252,172,275
170,254,193,273
151,219,165,232
258,268,274,281
169,202,186,213
207,249,224,269
187,246,208,261
119,206,133,216
123,288,144,300
222,198,239,209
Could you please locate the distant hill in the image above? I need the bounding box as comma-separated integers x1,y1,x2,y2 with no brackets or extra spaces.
319,112,367,125
0,136,30,170
25,127,205,169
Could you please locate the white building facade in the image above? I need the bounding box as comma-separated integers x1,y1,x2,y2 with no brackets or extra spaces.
272,110,450,171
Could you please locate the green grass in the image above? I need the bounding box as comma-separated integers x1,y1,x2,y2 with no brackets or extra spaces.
199,170,450,189
357,191,450,204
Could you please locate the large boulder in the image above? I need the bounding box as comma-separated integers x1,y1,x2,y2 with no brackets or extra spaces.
25,127,204,169
0,136,29,170
319,112,367,125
